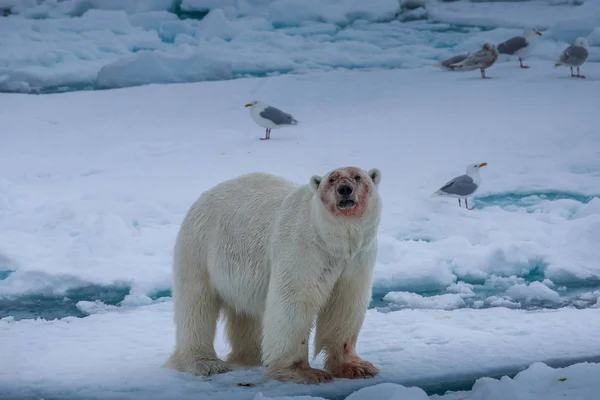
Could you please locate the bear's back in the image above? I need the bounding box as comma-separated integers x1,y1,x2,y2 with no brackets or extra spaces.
177,172,300,314
186,172,298,239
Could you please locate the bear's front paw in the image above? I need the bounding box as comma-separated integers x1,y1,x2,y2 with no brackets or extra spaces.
268,364,333,384
183,358,232,376
329,359,379,379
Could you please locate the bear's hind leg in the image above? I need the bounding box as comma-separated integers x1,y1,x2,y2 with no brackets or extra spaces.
314,273,379,379
224,306,263,367
164,263,230,376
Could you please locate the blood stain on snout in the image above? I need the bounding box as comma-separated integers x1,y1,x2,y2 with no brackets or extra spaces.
319,167,371,218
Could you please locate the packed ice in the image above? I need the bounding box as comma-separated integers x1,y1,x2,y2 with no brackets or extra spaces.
0,0,599,92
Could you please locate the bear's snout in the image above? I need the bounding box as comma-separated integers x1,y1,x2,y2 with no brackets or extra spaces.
335,181,357,209
337,184,353,197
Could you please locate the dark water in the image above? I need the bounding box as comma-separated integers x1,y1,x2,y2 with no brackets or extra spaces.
473,191,597,210
0,277,171,320
0,269,13,281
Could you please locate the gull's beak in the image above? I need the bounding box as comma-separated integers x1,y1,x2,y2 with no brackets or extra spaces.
245,103,253,107
536,31,542,36
479,162,488,167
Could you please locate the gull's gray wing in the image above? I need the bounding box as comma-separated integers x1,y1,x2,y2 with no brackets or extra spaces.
498,36,528,55
451,48,497,70
559,45,589,66
259,106,298,126
441,54,469,70
438,174,478,196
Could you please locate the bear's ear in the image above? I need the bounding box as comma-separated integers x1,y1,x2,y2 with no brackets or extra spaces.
310,175,322,190
368,168,381,186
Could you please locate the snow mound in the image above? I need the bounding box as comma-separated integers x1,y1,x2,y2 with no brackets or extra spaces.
346,383,429,400
343,361,600,399
432,361,600,400
383,292,467,311
97,47,232,89
505,281,562,306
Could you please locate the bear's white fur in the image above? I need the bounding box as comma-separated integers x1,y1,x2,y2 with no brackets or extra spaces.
164,166,382,384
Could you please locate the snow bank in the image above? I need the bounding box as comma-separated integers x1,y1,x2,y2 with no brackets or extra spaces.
180,0,401,23
0,9,165,93
1,0,598,93
97,47,232,89
505,281,562,306
346,383,429,400
267,0,400,27
383,292,468,310
5,0,177,18
348,361,600,400
432,362,600,400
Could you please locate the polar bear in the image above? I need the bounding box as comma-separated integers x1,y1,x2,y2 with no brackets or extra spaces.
164,166,382,384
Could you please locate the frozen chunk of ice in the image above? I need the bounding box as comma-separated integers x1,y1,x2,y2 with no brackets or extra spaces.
96,47,232,88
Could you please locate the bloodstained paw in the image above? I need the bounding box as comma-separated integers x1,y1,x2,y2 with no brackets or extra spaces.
330,359,380,379
298,367,334,384
269,364,333,384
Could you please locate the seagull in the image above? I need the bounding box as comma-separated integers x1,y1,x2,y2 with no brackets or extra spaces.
432,162,488,210
436,53,470,70
497,26,542,68
554,37,589,79
444,43,499,79
244,100,298,140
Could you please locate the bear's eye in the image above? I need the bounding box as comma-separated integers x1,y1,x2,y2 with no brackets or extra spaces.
328,178,335,183
354,175,361,181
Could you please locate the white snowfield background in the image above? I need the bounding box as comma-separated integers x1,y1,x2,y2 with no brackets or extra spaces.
0,0,600,92
1,0,600,399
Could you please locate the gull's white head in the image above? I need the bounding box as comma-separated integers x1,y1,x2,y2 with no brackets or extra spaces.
482,43,496,52
466,162,488,175
523,26,542,38
244,100,265,110
574,37,589,50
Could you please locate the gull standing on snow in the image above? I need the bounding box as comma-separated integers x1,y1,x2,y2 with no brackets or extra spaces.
554,37,589,79
432,162,488,210
444,43,499,79
436,53,469,70
245,100,298,140
497,26,542,69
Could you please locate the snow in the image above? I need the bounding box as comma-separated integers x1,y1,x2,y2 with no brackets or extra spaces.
432,362,600,400
2,58,600,397
425,0,594,31
3,302,600,399
505,281,562,306
382,292,468,310
96,46,233,88
346,383,430,400
1,64,599,305
1,0,599,92
2,1,600,398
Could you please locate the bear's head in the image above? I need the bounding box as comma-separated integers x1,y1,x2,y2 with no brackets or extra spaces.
310,166,381,219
